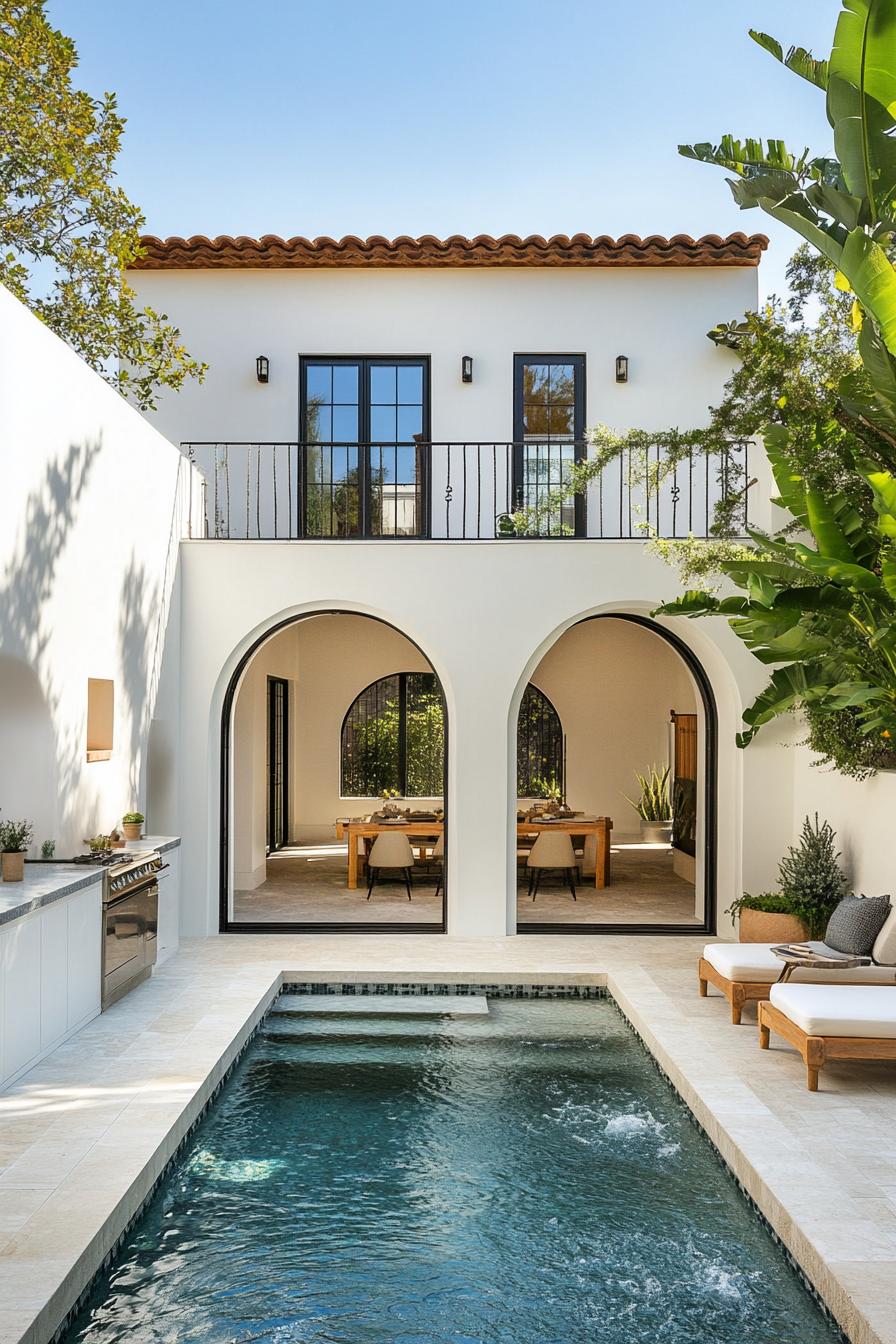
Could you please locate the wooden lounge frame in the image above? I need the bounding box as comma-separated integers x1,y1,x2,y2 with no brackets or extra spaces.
758,999,896,1091
698,956,771,1025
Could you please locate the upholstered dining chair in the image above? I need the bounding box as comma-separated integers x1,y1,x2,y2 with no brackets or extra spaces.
367,831,415,901
431,833,444,899
526,832,577,902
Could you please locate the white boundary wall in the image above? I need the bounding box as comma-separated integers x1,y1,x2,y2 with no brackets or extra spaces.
0,285,201,855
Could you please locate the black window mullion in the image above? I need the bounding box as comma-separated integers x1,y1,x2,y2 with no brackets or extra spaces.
398,672,408,794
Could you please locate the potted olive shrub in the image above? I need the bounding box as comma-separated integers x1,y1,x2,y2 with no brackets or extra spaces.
1,819,34,882
624,765,672,844
122,811,145,842
729,814,850,943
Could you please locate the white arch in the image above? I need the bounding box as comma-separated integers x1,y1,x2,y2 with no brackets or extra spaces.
205,599,456,936
504,598,746,935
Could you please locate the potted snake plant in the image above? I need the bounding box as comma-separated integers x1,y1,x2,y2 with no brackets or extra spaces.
624,765,672,844
0,819,34,882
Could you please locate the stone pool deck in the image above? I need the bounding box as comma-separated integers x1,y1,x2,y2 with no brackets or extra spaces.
0,934,894,1344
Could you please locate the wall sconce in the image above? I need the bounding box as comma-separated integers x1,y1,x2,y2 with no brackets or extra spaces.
461,355,473,383
256,354,270,384
615,355,629,384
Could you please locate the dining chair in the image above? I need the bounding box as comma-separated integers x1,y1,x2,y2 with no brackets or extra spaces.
366,832,415,901
431,833,444,899
526,832,577,902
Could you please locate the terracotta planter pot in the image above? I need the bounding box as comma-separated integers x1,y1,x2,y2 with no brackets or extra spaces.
122,822,143,842
1,851,25,883
738,907,808,944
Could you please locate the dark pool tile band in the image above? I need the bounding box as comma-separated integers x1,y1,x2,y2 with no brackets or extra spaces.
281,981,608,998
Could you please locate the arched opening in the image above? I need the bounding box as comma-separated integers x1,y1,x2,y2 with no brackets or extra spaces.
221,612,448,932
514,614,716,933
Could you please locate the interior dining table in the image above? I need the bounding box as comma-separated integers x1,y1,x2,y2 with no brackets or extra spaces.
335,816,613,890
517,817,613,888
335,820,445,890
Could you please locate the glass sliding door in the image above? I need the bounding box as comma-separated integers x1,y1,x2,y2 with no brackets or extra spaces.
301,357,429,537
513,355,585,536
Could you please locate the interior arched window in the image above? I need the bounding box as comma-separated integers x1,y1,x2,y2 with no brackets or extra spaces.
517,684,564,797
341,672,444,797
340,675,563,800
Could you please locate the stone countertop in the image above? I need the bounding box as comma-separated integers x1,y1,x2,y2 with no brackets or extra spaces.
122,835,181,855
0,864,104,928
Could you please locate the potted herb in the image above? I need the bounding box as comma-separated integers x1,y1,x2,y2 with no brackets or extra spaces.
0,820,34,882
728,815,850,942
40,840,55,859
624,765,672,844
122,811,145,842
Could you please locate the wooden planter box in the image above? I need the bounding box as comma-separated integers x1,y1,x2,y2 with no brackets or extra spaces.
739,907,808,944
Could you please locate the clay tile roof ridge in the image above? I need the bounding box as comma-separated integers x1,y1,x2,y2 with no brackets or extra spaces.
131,231,769,269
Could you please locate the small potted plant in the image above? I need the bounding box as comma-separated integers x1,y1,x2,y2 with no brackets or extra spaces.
1,820,34,882
728,815,850,943
122,811,145,842
624,765,672,844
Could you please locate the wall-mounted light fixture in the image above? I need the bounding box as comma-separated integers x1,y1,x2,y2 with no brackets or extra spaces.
461,355,473,383
256,354,270,384
615,355,629,384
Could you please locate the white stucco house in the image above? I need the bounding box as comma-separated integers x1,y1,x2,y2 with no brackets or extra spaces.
4,225,894,1005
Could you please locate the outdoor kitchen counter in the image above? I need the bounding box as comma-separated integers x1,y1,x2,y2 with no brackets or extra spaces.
123,835,181,854
0,863,104,928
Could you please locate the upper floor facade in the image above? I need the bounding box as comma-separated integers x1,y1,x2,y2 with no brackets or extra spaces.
128,231,767,543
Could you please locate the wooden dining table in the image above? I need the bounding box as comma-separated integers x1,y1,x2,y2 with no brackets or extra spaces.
335,816,613,890
335,820,444,890
517,817,613,889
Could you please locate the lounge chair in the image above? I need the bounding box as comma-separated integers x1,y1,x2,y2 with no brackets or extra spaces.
759,984,896,1090
699,926,896,1024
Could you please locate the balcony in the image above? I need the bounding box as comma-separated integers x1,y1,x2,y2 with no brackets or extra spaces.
183,440,751,541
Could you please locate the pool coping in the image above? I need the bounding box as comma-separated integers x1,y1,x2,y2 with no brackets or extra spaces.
0,946,892,1344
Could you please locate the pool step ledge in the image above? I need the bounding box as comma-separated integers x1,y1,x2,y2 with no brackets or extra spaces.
274,992,490,1016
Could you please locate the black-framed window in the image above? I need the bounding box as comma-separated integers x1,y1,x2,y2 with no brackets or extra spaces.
300,357,430,539
266,676,289,853
517,685,564,797
341,672,444,798
340,674,563,801
513,354,586,536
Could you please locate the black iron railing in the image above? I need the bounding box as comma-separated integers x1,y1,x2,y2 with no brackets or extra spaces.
182,441,751,541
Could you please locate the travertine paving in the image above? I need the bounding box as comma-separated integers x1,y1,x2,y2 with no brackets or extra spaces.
0,934,893,1344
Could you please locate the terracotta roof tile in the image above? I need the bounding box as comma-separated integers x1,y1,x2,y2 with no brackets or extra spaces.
131,232,768,270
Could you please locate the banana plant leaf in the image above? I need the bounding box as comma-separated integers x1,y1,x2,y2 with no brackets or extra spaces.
859,460,896,537
749,30,830,90
827,0,896,222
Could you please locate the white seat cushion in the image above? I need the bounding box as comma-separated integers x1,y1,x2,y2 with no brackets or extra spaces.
770,984,896,1038
703,942,896,985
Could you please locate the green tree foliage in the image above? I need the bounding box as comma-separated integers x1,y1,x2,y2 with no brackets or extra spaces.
654,2,896,774
777,814,850,937
0,1,204,409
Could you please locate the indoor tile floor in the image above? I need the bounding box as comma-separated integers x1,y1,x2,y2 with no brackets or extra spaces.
234,843,700,926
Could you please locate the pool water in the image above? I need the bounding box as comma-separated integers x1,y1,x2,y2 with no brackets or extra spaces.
64,996,843,1343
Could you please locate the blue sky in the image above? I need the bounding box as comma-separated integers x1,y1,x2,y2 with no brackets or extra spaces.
53,0,841,302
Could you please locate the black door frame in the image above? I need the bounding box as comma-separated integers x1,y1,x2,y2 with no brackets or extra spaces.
298,355,432,538
517,613,718,936
220,611,448,935
266,675,289,855
512,353,587,538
